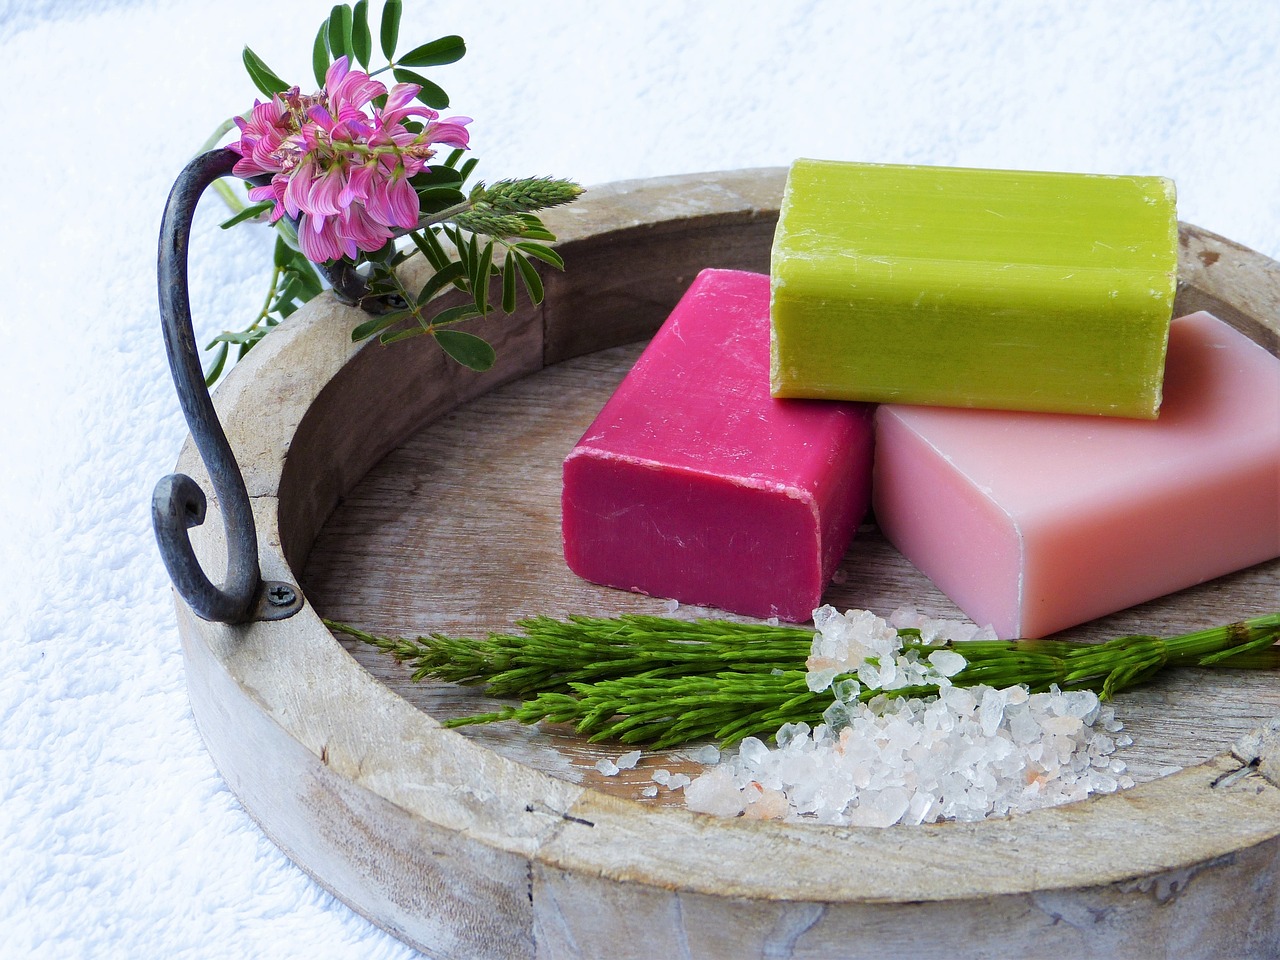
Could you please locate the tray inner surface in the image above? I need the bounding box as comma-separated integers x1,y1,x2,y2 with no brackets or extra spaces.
302,339,1280,807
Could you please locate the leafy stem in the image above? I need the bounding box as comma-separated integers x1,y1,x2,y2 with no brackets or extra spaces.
196,117,246,215
204,1,580,383
327,612,1280,749
254,265,284,329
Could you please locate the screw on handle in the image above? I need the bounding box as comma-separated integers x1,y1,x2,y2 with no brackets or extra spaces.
152,148,303,623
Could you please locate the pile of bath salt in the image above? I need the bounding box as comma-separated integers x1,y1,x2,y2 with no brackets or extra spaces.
681,606,1135,827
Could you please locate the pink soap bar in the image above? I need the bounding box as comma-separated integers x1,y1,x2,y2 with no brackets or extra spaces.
562,269,873,622
873,312,1280,639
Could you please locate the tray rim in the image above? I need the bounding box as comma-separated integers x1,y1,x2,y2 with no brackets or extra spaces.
176,167,1280,957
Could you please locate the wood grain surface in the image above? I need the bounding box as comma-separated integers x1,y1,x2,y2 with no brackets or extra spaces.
301,339,1280,793
175,169,1280,959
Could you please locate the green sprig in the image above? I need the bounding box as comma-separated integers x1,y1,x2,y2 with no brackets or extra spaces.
326,612,1280,749
342,169,576,368
204,1,581,384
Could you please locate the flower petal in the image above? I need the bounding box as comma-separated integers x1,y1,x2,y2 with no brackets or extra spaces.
324,55,350,93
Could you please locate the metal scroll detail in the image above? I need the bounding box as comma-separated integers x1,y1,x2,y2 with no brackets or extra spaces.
152,148,304,623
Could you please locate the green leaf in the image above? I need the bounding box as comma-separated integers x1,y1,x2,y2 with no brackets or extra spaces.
434,329,495,371
312,22,331,87
277,275,304,304
501,250,517,313
351,308,415,342
397,35,466,67
417,164,463,186
392,67,449,108
219,201,274,229
515,253,544,303
208,329,266,346
380,0,402,60
351,0,372,68
474,241,494,314
274,217,301,252
290,261,325,299
366,237,398,263
409,229,449,271
327,4,353,60
203,341,229,387
443,148,465,168
513,242,565,270
273,236,295,269
416,185,467,207
363,276,398,298
415,261,467,306
243,46,290,97
427,231,458,277
379,326,428,345
511,214,555,241
465,233,481,292
458,157,479,183
428,303,483,327
448,226,470,275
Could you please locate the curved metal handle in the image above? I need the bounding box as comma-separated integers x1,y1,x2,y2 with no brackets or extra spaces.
153,148,303,623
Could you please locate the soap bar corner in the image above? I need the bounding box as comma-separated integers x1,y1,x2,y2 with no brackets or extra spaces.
562,268,874,622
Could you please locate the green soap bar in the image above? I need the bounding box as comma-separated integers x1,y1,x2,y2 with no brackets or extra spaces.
769,159,1178,418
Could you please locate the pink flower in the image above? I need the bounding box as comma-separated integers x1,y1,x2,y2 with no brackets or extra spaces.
364,168,420,229
228,56,473,263
297,203,394,262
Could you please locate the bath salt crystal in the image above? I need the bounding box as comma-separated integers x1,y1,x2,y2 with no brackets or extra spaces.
685,744,721,765
888,605,919,630
1008,709,1041,745
681,607,1136,828
940,683,976,714
775,722,811,749
807,667,839,693
743,785,791,820
831,678,860,703
856,662,882,689
928,650,966,677
640,786,659,799
738,737,771,767
1041,714,1084,737
616,750,642,770
595,758,620,776
978,687,1007,738
682,766,743,817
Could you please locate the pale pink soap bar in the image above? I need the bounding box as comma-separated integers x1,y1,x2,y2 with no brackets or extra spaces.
562,268,874,622
873,312,1280,639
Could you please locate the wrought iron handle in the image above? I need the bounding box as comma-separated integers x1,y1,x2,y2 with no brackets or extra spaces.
152,148,303,623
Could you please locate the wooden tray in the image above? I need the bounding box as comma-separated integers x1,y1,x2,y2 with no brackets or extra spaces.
177,168,1280,959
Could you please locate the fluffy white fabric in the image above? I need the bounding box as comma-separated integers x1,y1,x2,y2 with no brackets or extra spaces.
3,1,1277,957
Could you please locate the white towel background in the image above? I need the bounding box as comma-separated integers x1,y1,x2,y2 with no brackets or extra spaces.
3,2,1278,957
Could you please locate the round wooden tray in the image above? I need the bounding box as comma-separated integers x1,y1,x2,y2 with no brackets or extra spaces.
178,169,1280,959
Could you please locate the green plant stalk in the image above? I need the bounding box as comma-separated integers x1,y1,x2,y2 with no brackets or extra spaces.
327,612,1280,749
196,117,246,215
